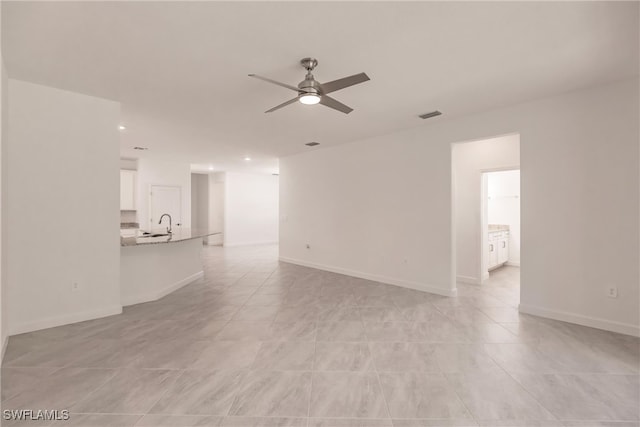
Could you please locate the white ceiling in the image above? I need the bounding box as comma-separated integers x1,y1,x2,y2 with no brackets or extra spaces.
3,1,638,174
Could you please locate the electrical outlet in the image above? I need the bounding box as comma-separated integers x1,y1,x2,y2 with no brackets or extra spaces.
71,282,80,292
607,286,618,298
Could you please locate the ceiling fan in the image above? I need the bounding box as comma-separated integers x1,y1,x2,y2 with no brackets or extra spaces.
249,57,370,114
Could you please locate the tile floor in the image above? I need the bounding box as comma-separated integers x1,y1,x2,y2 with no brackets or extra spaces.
2,244,639,427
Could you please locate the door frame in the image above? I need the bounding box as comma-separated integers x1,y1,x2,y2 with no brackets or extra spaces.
148,184,182,228
480,167,519,283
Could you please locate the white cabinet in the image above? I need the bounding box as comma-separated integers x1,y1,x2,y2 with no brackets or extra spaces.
497,236,509,265
120,170,137,210
488,230,509,270
488,239,499,268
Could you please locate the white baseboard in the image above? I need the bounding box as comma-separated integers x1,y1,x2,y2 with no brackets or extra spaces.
224,240,278,248
122,271,204,307
279,256,456,297
519,303,640,337
456,275,481,285
9,305,123,336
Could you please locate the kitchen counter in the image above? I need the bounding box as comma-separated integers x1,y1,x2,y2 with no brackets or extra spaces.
120,228,222,246
120,228,221,306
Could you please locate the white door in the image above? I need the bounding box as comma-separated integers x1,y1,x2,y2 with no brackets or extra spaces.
150,185,182,229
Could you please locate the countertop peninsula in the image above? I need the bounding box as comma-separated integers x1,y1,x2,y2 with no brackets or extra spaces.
121,228,221,246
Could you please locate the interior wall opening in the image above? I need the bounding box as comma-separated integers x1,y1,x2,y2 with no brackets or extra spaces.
451,133,520,301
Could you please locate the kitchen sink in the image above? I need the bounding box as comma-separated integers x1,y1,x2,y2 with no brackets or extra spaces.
140,233,170,238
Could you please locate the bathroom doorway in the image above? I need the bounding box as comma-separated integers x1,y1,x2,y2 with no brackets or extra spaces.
482,169,520,280
451,133,520,293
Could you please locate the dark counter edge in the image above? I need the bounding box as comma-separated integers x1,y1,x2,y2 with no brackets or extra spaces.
121,231,222,247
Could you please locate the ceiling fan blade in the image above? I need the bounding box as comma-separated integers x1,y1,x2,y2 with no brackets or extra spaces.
265,97,298,113
319,95,353,114
249,74,299,92
320,72,370,94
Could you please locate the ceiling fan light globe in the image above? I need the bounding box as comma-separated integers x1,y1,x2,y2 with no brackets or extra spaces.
299,94,321,105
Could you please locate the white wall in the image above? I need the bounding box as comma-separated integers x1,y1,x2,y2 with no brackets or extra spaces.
208,172,225,245
453,135,520,284
7,79,122,334
224,172,279,247
488,169,521,266
1,17,8,355
136,158,191,230
280,130,455,296
191,173,209,242
280,77,639,336
120,157,137,171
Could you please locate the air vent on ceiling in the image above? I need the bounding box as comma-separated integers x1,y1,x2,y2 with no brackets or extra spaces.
272,173,280,176
419,111,442,120
133,146,149,151
305,142,320,147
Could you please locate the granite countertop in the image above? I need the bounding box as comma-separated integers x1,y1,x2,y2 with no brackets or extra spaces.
488,224,510,233
121,228,222,246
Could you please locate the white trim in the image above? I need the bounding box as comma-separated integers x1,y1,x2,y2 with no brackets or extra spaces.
122,270,203,307
456,275,481,285
224,240,278,248
519,303,640,337
506,261,521,267
480,271,490,284
480,171,489,287
279,256,456,297
9,305,123,336
2,335,8,362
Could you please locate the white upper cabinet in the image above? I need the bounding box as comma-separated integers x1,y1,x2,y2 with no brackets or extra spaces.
120,169,137,210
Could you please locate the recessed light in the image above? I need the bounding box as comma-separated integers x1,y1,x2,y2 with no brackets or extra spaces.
244,157,251,161
305,142,320,147
118,125,126,131
208,166,214,171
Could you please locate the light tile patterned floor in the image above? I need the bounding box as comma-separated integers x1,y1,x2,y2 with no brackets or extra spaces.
2,245,639,427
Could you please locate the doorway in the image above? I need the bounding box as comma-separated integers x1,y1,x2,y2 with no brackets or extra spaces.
150,185,182,228
482,169,520,281
451,133,520,294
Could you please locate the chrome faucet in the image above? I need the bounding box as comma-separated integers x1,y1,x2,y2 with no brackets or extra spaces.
158,213,172,234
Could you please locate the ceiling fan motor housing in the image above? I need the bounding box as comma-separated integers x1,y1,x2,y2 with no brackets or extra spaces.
298,58,322,96
298,77,321,96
